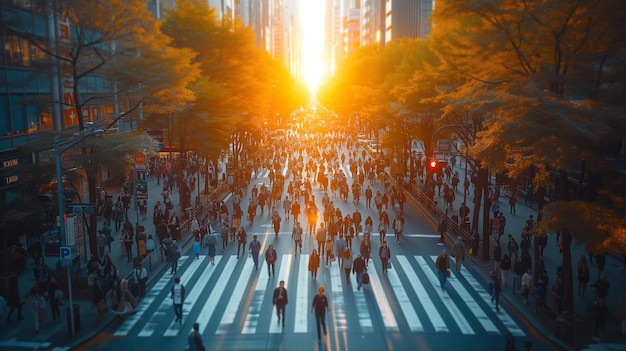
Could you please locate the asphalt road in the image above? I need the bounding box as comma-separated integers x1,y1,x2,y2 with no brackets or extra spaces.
75,159,553,351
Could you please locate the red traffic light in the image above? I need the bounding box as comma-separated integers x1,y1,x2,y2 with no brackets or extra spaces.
428,159,438,170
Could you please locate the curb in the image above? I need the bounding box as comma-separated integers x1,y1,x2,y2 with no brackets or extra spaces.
66,188,232,350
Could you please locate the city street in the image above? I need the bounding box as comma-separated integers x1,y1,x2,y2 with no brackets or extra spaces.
72,158,550,351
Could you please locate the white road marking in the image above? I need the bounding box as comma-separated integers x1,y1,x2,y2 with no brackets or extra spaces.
417,256,474,335
366,262,399,331
269,254,292,333
329,262,348,330
215,257,255,334
386,257,424,332
197,256,238,334
294,254,309,333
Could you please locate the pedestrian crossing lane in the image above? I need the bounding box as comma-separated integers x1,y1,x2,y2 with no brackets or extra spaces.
441,257,499,334
367,261,399,331
164,256,222,336
197,256,239,335
268,254,293,334
293,254,309,333
387,258,424,332
139,256,208,337
216,257,256,334
123,254,527,338
416,256,474,334
114,255,190,336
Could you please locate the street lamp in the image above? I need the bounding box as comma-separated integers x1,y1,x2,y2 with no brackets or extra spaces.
54,128,103,335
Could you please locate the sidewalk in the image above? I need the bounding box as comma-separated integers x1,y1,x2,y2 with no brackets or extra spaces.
0,169,222,350
424,164,626,350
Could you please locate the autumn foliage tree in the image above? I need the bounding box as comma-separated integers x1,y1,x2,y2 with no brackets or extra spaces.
430,0,626,340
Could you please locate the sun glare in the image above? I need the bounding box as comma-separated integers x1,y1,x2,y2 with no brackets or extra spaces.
299,1,325,97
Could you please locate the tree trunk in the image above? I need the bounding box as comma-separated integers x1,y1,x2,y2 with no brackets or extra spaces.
559,169,575,344
474,166,491,261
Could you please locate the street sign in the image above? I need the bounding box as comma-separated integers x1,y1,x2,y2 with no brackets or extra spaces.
60,246,72,267
133,151,147,169
136,180,148,199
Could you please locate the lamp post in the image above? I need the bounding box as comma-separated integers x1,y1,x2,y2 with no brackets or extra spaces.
54,128,103,335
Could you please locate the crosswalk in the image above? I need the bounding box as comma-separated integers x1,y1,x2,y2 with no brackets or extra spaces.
110,253,526,339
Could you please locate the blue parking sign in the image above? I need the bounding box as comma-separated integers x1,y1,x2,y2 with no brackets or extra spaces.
60,246,72,267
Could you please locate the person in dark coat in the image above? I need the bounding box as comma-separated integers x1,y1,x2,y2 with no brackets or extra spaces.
5,286,23,322
272,280,288,327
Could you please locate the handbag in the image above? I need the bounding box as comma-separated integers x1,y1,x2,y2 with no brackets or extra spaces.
387,261,392,270
446,270,451,277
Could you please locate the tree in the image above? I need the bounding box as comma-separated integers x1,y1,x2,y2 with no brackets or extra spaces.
431,0,626,341
1,0,200,256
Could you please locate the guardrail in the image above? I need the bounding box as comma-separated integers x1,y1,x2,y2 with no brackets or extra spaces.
122,180,231,281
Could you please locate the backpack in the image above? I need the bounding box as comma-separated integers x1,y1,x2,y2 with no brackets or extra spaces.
363,272,370,284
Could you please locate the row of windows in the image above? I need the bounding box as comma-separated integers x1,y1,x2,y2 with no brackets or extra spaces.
0,93,53,138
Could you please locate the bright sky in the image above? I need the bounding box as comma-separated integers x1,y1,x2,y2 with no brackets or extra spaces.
299,1,325,96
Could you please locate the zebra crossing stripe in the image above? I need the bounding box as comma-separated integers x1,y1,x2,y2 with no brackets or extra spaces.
416,256,475,335
444,257,499,334
269,254,293,334
352,267,374,332
241,257,272,334
458,264,526,336
329,263,348,330
164,256,221,336
216,258,256,334
197,256,238,335
139,256,207,337
396,256,448,332
366,262,399,331
293,254,309,333
114,256,190,336
386,259,424,332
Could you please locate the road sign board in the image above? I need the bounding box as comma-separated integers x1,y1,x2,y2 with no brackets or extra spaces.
60,246,72,267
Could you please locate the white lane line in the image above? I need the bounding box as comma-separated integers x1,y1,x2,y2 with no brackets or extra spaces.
396,256,447,332
352,268,374,333
241,254,271,334
387,257,424,332
164,256,221,336
416,256,474,335
329,263,347,330
445,257,499,334
404,234,442,239
114,255,189,336
268,254,293,333
366,262,399,331
215,257,255,334
294,254,309,333
139,256,206,336
197,256,238,334
458,262,526,336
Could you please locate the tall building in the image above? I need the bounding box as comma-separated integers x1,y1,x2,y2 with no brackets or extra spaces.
383,0,432,43
361,0,384,46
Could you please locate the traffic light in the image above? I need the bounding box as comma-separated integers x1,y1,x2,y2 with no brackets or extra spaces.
428,158,439,172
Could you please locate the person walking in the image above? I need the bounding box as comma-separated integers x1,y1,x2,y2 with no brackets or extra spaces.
577,255,590,296
46,276,61,322
437,215,447,243
309,249,320,279
169,240,181,274
249,235,262,270
236,227,248,259
193,237,201,260
187,322,205,351
335,234,346,267
435,249,450,292
133,262,148,299
499,254,511,287
272,280,288,328
489,271,502,312
521,268,533,304
379,240,391,274
265,244,278,278
292,221,303,257
171,276,186,325
353,253,366,290
593,298,609,338
342,250,353,282
325,237,335,268
203,232,217,265
493,240,502,271
316,223,328,257
507,235,519,263
360,233,372,266
123,229,133,263
311,285,329,342
452,236,466,272
31,288,46,333
5,286,23,322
